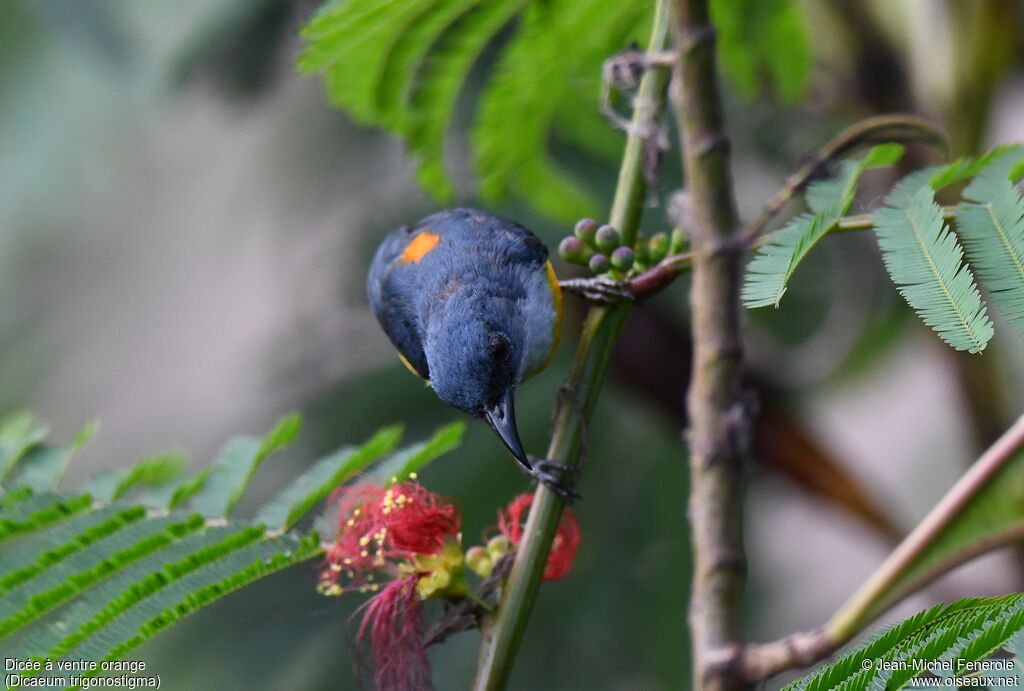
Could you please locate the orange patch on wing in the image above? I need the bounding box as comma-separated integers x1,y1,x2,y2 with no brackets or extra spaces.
401,232,441,264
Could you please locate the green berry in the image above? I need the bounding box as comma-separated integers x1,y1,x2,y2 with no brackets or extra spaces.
558,236,588,265
610,246,635,272
649,232,669,263
669,227,688,255
595,225,621,253
634,232,650,268
466,546,493,577
589,254,610,274
574,218,599,247
486,535,511,560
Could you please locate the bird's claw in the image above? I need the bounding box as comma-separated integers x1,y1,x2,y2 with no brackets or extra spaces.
525,456,581,503
558,277,636,305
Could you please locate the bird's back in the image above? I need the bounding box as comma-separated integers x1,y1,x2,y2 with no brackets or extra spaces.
367,209,557,381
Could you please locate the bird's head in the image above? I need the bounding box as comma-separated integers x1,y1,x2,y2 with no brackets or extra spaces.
424,291,532,471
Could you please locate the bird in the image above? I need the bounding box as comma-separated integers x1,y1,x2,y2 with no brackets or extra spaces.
367,208,573,494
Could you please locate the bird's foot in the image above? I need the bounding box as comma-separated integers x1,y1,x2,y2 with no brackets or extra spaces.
559,277,636,305
525,456,581,503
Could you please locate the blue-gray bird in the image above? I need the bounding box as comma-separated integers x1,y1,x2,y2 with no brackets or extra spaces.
367,208,563,479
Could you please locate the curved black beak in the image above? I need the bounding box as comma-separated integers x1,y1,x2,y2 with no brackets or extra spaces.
484,389,531,471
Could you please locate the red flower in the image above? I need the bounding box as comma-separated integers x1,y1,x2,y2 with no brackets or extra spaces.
498,493,580,580
357,574,431,691
320,480,466,690
320,480,460,594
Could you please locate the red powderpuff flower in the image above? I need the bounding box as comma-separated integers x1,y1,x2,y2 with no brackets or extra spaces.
320,480,460,594
383,482,460,555
498,493,580,580
357,574,431,691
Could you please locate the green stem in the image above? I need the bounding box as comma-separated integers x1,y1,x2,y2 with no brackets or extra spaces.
827,413,1024,642
834,206,958,233
739,414,1024,684
470,3,672,688
743,114,947,243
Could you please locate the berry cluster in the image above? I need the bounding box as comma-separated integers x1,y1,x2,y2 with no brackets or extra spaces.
558,218,685,278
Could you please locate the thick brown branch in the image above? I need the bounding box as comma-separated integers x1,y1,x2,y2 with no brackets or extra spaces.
739,628,837,683
559,251,693,304
628,252,693,298
669,1,749,690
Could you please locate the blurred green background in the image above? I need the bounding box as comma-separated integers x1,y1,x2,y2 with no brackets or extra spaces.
2,1,1024,689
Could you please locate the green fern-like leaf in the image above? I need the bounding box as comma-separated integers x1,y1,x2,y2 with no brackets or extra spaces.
1011,627,1024,669
137,468,209,511
298,0,445,126
189,413,300,517
4,421,97,492
743,144,905,309
368,420,466,485
316,421,466,535
302,0,806,222
257,424,403,530
0,412,462,680
803,145,904,214
1,506,145,594
791,603,942,691
0,493,93,544
55,533,321,683
0,413,49,483
298,0,526,203
914,146,1024,201
956,174,1024,340
884,147,1022,209
472,0,649,221
873,185,993,353
858,146,1024,351
955,604,1024,675
742,207,842,309
374,0,482,132
1010,159,1024,183
961,145,1024,187
404,0,527,202
0,513,204,638
83,453,187,504
8,523,260,660
0,486,32,510
789,595,1024,691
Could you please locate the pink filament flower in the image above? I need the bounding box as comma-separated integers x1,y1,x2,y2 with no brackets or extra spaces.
357,574,431,691
498,493,581,581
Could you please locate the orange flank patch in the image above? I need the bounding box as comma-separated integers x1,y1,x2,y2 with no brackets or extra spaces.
401,232,441,264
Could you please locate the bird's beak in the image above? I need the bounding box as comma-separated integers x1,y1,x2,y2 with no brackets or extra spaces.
485,389,531,471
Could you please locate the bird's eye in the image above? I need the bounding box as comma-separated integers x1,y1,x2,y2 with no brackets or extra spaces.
488,334,511,362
